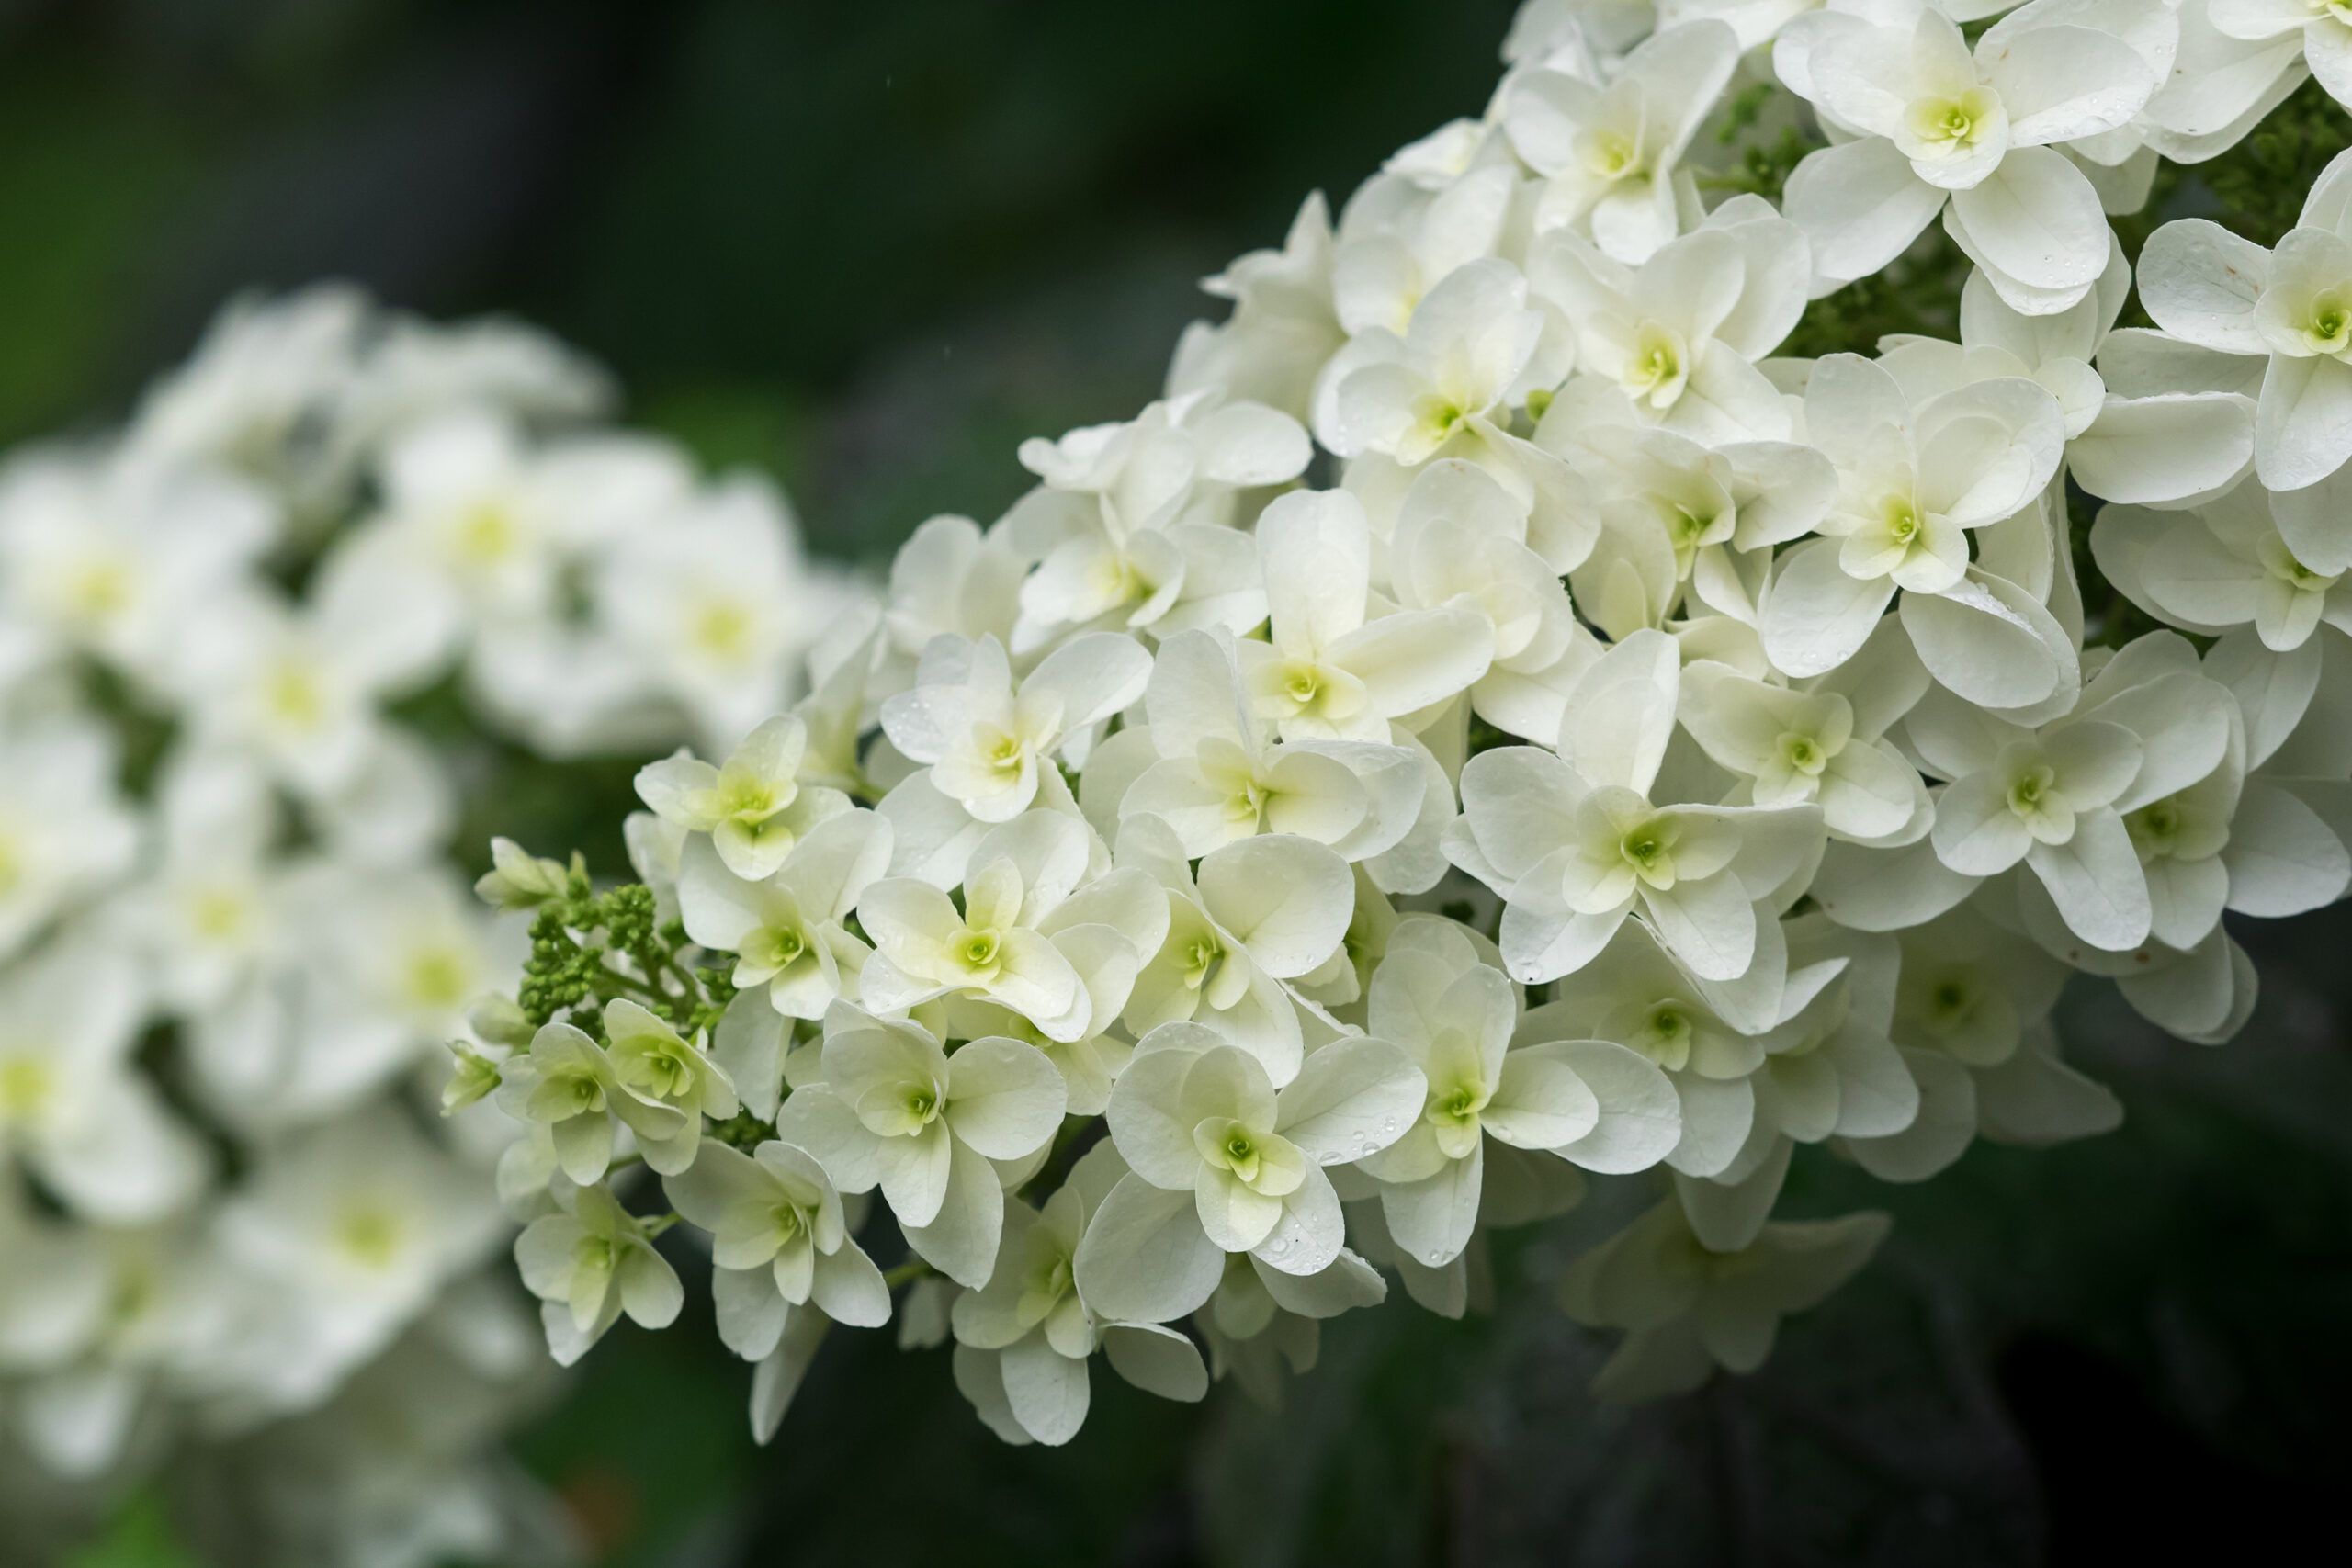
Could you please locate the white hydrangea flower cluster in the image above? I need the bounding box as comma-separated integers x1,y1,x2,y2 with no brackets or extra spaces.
0,288,858,1565
469,0,2352,1446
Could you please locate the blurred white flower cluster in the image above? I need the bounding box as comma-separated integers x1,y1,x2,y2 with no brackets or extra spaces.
465,0,2352,1450
0,287,857,1564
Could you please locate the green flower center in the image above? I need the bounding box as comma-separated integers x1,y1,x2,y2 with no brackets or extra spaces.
1780,733,1826,775
2309,295,2352,353
1883,497,1921,545
1908,89,1995,151
406,947,470,1010
2127,796,2185,857
1182,933,1223,990
756,924,808,969
2007,764,2055,817
1583,130,1638,180
639,1046,694,1100
335,1204,404,1271
0,1055,54,1123
1620,823,1675,886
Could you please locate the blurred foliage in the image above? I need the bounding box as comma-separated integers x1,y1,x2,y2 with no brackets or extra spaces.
61,1495,201,1568
9,1,2352,1563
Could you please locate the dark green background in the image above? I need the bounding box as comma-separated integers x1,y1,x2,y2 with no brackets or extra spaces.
15,3,2350,1563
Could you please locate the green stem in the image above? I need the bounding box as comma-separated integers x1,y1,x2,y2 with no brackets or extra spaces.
592,967,667,1004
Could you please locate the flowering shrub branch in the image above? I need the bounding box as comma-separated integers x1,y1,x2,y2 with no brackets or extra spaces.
440,0,2352,1451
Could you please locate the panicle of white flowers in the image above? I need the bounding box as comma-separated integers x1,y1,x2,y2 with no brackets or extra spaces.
458,0,2352,1453
0,288,862,1566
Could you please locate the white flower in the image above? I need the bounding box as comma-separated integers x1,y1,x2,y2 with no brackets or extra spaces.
880,631,1151,827
353,407,694,626
1758,354,2070,705
2141,150,2352,494
1557,423,1835,637
1385,460,1598,742
1072,1021,1424,1321
1740,917,1920,1151
1778,0,2173,311
858,810,1158,1043
1911,683,2171,950
117,749,285,1012
1678,637,1931,844
0,1213,231,1477
514,1181,684,1366
1502,20,1743,264
0,451,272,685
772,1007,1067,1285
1324,163,1514,347
343,308,612,452
1352,927,1680,1266
677,809,893,1020
1911,253,2257,508
950,1143,1210,1446
120,285,367,498
492,1016,691,1185
871,515,1028,698
602,998,739,1170
2106,481,2352,649
636,714,856,882
1170,193,1345,419
1558,1201,1890,1400
0,716,139,964
1239,488,1495,740
594,478,830,750
1006,391,1306,649
1532,197,1811,444
1116,816,1356,1085
1531,920,1772,1182
1323,262,1547,468
662,1139,890,1329
0,944,209,1222
1115,628,1429,862
220,1107,503,1402
173,569,447,801
1449,630,1824,983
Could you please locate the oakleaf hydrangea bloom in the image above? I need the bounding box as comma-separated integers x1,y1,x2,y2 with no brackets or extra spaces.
0,282,863,1563
154,0,2352,1495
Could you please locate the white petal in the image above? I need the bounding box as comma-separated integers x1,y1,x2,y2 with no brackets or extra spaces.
1761,539,1897,679
1195,834,1354,978
945,1037,1069,1161
902,1135,1008,1287
1781,139,1945,288
2256,352,2352,491
2026,809,2152,950
1945,148,2108,294
2135,218,2270,355
1072,1173,1227,1323
1275,1036,1428,1164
